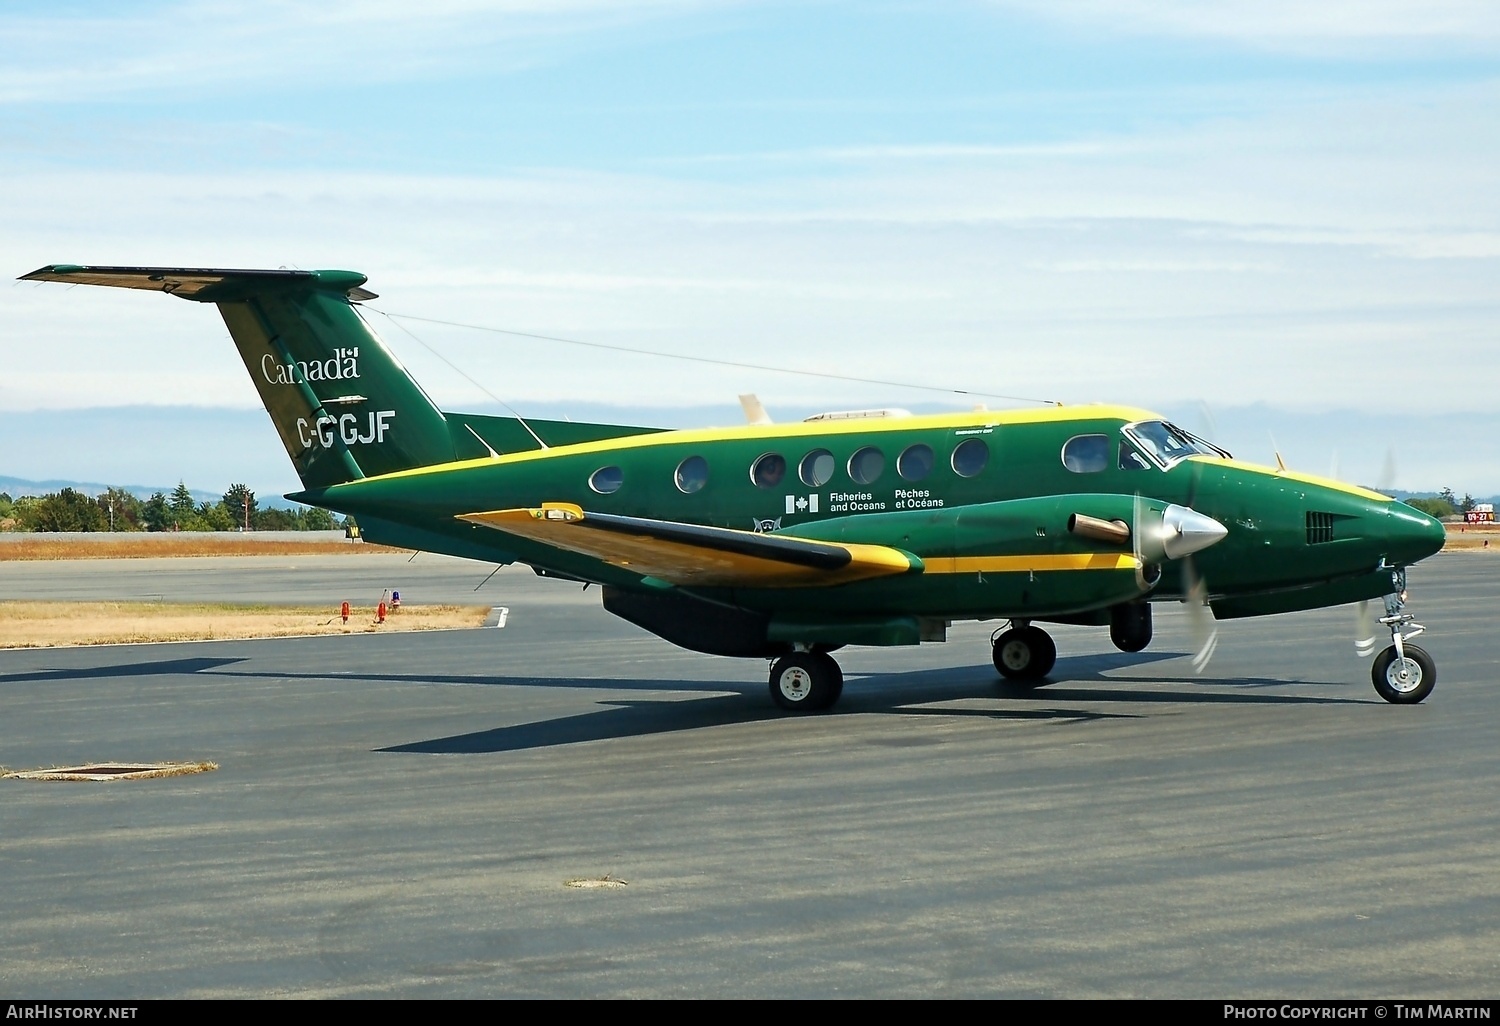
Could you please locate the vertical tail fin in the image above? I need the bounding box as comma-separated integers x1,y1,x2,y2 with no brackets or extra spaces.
20,266,456,488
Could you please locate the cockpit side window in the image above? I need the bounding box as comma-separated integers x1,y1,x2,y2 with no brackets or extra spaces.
1123,420,1227,468
1119,440,1151,471
1061,434,1110,474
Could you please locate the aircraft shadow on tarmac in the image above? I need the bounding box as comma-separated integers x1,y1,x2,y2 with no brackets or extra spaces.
0,655,246,686
367,650,1370,755
0,652,1366,756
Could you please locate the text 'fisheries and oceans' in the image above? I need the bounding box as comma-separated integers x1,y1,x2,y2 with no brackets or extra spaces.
828,492,886,512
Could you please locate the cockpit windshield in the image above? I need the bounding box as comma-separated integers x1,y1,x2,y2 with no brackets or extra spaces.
1122,421,1229,469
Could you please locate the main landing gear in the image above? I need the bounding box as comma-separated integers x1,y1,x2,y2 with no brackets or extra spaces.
991,621,1056,684
768,649,844,712
1371,569,1435,705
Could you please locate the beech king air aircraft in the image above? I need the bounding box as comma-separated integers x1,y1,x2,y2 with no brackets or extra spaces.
22,265,1448,708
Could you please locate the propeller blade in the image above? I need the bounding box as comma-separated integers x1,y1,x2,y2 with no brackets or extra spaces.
1183,557,1218,674
1354,599,1377,657
1377,447,1398,493
1185,455,1204,511
1195,401,1219,447
1132,491,1145,565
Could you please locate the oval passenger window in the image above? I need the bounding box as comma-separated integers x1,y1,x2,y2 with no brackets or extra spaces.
675,455,708,494
848,446,885,485
897,443,935,482
951,438,989,478
589,466,624,494
751,452,787,489
1061,435,1110,474
800,449,836,488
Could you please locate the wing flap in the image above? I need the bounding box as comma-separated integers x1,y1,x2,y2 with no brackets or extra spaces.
458,503,921,587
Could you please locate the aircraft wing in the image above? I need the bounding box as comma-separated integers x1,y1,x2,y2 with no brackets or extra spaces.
457,503,922,587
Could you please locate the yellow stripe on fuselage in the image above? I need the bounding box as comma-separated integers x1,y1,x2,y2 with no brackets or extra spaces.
923,553,1140,574
358,404,1165,485
1192,456,1392,502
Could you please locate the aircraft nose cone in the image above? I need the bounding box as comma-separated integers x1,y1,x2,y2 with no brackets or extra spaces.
1161,504,1229,559
1384,503,1446,565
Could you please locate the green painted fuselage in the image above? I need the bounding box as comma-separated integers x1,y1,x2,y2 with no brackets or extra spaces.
306,403,1444,637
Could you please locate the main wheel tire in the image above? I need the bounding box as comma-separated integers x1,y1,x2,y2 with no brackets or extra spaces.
992,627,1057,681
812,651,844,710
1372,644,1436,704
769,652,840,712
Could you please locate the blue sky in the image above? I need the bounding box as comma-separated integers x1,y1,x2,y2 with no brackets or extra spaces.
4,1,1498,492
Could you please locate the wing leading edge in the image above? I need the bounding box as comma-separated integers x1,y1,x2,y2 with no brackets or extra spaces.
457,503,922,587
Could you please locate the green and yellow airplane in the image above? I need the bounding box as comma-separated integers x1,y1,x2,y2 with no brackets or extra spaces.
21,265,1448,707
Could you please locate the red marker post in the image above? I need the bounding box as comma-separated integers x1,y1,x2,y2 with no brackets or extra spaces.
377,601,387,624
340,601,350,625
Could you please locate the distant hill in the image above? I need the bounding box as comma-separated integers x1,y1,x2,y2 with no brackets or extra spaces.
1383,488,1500,506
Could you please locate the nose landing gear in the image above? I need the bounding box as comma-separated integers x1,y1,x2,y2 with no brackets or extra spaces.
1371,569,1435,704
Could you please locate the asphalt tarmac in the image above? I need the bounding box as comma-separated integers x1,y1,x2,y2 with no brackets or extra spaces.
1,552,1497,998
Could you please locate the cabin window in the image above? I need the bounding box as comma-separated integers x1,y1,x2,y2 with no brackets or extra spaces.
951,438,989,478
897,443,935,482
1062,434,1110,474
751,452,787,489
848,446,885,485
1119,441,1151,471
800,449,836,488
589,466,624,494
675,455,709,493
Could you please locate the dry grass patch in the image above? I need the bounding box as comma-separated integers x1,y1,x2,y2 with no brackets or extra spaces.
1445,525,1500,551
0,601,492,649
0,537,404,560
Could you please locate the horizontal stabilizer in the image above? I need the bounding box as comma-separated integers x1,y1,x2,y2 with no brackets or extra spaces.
458,503,921,587
19,265,377,301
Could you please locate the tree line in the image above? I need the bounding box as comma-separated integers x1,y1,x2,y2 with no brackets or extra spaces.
0,483,344,533
1405,488,1482,520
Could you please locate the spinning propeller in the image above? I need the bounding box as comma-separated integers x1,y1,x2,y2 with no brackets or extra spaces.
1351,445,1398,657
1129,466,1225,674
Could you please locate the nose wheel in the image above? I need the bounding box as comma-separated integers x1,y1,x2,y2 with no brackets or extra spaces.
1370,569,1436,704
992,622,1057,683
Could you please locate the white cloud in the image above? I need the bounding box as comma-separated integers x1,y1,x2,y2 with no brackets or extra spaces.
4,74,1496,422
996,1,1500,50
0,0,732,103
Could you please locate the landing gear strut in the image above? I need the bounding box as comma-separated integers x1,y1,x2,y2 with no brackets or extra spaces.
769,649,844,712
991,621,1057,683
1371,568,1435,704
